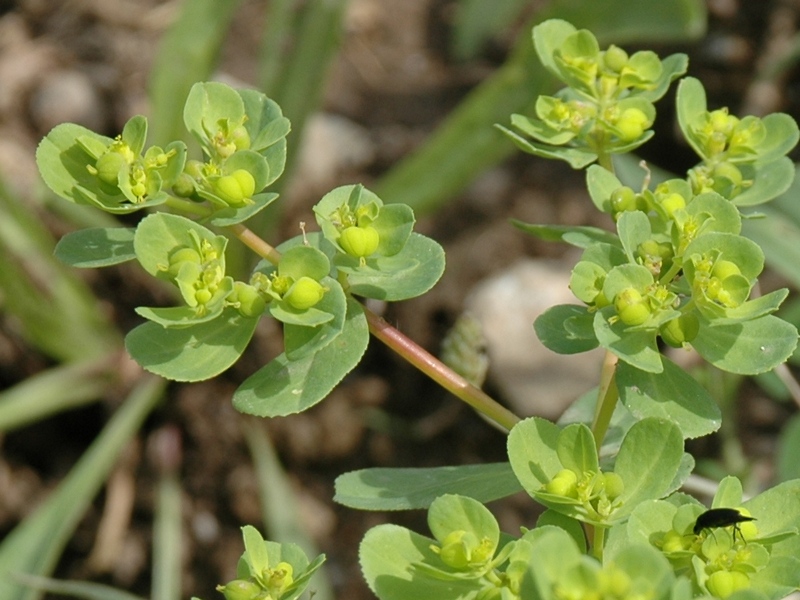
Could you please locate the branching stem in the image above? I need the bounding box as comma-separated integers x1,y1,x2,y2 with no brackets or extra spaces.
228,223,522,432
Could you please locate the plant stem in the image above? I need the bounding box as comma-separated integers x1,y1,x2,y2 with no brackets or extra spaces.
591,525,605,561
165,196,213,217
228,223,282,265
364,309,521,432
227,223,522,432
591,350,619,451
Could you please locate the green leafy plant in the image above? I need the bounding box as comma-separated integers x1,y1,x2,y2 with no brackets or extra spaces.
28,14,800,600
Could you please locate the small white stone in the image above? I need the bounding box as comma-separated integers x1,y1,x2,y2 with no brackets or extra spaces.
465,259,604,418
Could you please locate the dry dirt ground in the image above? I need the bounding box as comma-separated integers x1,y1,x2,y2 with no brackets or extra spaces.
1,1,799,598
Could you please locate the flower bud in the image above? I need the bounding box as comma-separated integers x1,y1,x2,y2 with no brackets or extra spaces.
660,193,686,218
615,107,649,142
661,530,688,553
216,578,262,600
95,152,127,185
707,570,750,599
215,169,256,207
659,313,699,348
339,225,380,259
231,125,251,151
712,259,740,281
172,172,197,198
167,247,202,279
438,530,472,569
603,45,629,72
232,281,266,317
712,162,743,188
284,276,326,310
614,287,651,326
545,468,578,497
602,472,624,500
610,186,637,214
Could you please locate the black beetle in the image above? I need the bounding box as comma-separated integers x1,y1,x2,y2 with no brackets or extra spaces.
693,508,756,543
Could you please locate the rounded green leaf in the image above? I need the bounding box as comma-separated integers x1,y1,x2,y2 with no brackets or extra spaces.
535,304,599,354
233,297,369,417
556,423,599,475
427,494,500,550
125,308,258,382
360,525,479,600
676,77,709,159
692,314,798,375
613,418,683,518
183,82,245,153
335,233,445,301
333,463,522,511
593,307,663,373
587,164,624,213
507,417,563,494
54,227,136,268
372,203,415,257
616,357,721,440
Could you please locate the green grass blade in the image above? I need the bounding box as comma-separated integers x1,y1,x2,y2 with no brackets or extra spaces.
0,357,116,433
0,377,165,600
0,178,120,361
242,420,333,600
11,574,146,600
148,0,245,146
151,451,182,600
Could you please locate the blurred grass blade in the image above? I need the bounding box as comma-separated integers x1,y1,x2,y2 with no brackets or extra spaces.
0,178,120,361
148,0,245,146
257,0,296,93
451,0,530,61
0,356,117,433
260,0,347,166
12,574,146,600
242,420,333,600
151,428,183,600
231,0,347,272
0,376,165,600
375,0,707,215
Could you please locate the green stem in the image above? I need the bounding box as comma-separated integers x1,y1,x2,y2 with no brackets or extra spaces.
591,350,619,451
164,196,213,217
227,223,522,432
591,526,606,561
364,309,521,432
597,150,614,173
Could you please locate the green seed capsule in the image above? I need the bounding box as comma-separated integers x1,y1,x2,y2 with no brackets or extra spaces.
232,281,266,317
610,186,637,214
339,225,380,259
615,107,649,142
284,277,326,310
660,313,699,348
216,578,263,600
545,468,578,497
602,472,624,500
614,288,651,326
231,125,251,151
95,152,127,185
660,193,686,218
712,259,741,281
603,45,629,72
